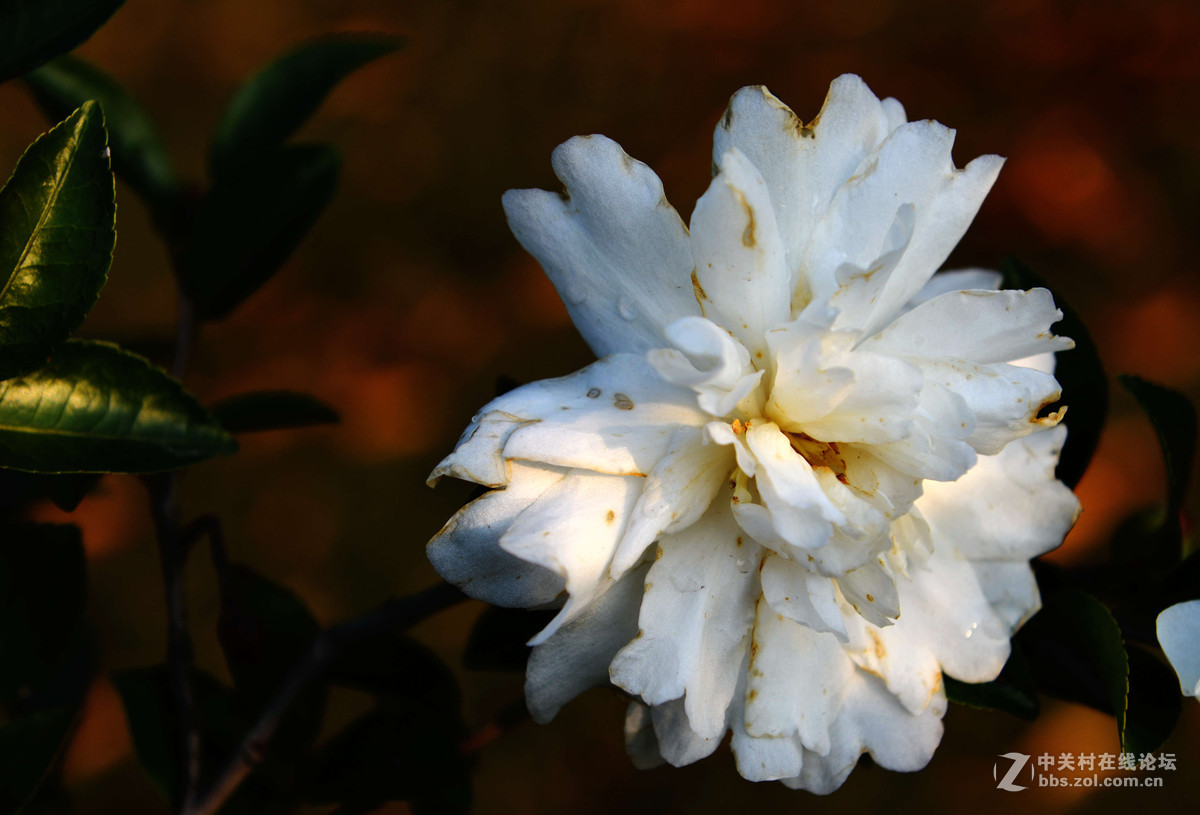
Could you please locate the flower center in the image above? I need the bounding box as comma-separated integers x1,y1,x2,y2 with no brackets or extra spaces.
786,432,849,483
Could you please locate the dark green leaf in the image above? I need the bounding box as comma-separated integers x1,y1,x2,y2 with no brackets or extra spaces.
218,565,319,710
181,144,340,320
0,340,236,473
0,102,115,381
329,631,461,714
0,707,77,815
0,523,85,700
218,564,326,774
943,645,1039,720
0,470,98,512
112,666,246,807
211,390,339,434
1018,588,1134,748
1123,644,1182,755
23,55,175,208
303,707,470,814
1119,374,1197,514
209,33,402,178
0,0,125,82
464,606,556,672
1001,258,1107,488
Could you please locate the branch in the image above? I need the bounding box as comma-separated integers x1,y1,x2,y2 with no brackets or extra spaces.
145,474,202,811
184,581,468,815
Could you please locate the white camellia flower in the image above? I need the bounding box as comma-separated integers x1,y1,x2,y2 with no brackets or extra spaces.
1158,600,1200,698
427,75,1080,792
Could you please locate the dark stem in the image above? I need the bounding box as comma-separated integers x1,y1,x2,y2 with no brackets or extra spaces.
184,582,468,815
180,513,231,592
146,474,202,811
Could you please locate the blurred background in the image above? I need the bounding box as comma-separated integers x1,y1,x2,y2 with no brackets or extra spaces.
1,0,1198,812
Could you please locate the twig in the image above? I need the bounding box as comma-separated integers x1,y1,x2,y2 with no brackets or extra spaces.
460,697,530,756
184,582,468,815
146,474,202,811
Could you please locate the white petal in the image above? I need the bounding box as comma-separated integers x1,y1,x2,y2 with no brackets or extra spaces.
427,410,522,488
919,425,1079,561
729,653,806,781
917,358,1063,455
525,563,649,723
503,135,700,356
868,383,977,482
651,697,724,766
609,500,760,740
648,317,765,418
611,426,735,578
786,349,925,446
781,671,945,794
760,555,847,639
691,148,792,355
623,702,666,769
840,444,924,517
743,422,843,551
838,558,900,627
1157,601,1200,697
906,267,1002,307
744,598,853,753
803,120,1003,338
712,77,896,304
499,353,707,476
867,288,1073,364
500,469,643,643
897,548,1012,683
426,461,566,606
842,593,942,715
971,560,1042,632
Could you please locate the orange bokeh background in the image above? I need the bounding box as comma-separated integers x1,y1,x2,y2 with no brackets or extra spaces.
3,0,1200,812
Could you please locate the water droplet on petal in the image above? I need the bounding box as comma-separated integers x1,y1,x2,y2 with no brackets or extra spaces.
735,557,751,574
617,296,637,321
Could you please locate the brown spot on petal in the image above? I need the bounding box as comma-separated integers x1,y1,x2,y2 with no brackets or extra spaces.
613,393,634,410
868,629,886,660
735,189,757,248
606,509,616,523
747,688,758,702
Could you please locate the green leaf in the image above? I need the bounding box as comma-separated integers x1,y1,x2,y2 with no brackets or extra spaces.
0,707,78,815
464,606,556,672
1001,258,1107,488
0,102,115,381
211,390,339,434
329,631,461,714
23,55,175,209
218,565,320,711
1119,374,1197,514
0,340,236,474
943,646,1039,720
1123,644,1182,755
181,144,340,320
1018,588,1137,749
0,0,125,82
209,33,402,178
303,707,470,815
0,523,86,700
